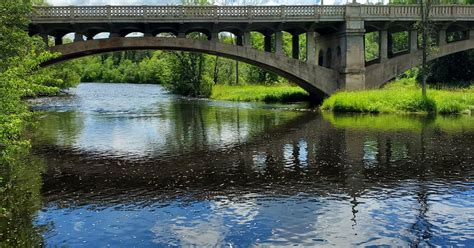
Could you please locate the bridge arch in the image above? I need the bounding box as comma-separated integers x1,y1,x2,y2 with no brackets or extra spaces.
365,39,474,88
42,37,339,98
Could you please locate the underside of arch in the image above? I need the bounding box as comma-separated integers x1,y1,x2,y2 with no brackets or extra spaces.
365,39,474,89
42,37,339,98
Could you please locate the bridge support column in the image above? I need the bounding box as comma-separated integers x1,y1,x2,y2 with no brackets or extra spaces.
74,32,83,42
143,33,153,37
40,34,49,47
264,34,272,52
243,32,251,48
177,32,186,38
340,18,366,91
275,31,283,55
306,31,316,64
410,30,418,53
292,34,300,59
210,32,218,42
54,37,62,46
109,32,119,38
380,30,388,62
469,29,474,40
236,35,243,46
439,29,447,45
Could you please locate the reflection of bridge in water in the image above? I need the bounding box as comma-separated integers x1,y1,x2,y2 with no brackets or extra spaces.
30,5,474,98
35,113,473,206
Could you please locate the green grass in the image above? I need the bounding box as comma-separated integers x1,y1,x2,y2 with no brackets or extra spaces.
210,84,309,103
321,78,474,115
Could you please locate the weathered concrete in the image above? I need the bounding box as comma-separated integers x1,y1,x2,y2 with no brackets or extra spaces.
44,37,340,98
341,17,366,91
380,30,388,62
275,31,283,55
365,39,474,89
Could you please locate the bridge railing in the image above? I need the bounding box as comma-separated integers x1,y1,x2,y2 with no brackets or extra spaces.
33,5,342,19
31,5,344,19
32,5,474,20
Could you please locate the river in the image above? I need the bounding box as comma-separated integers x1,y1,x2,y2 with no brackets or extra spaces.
21,83,474,246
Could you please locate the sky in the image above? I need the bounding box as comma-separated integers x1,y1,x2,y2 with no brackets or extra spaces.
45,0,354,6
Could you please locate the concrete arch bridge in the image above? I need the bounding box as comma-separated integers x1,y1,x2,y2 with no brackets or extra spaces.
29,4,474,98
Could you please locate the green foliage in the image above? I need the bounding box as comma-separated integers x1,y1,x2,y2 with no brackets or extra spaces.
0,0,66,246
166,51,212,97
321,78,473,114
365,32,380,62
0,0,32,72
210,84,309,103
390,31,409,54
78,51,169,84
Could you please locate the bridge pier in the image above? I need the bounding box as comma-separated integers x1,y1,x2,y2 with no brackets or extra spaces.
54,36,62,46
109,32,120,38
210,32,219,42
439,28,447,46
74,32,83,42
306,31,316,64
264,34,272,52
275,31,283,55
380,30,388,62
410,29,418,53
40,34,49,47
236,34,243,46
243,32,251,48
292,34,300,59
340,20,366,91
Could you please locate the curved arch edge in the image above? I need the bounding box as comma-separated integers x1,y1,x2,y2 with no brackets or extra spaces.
365,39,474,89
42,37,340,97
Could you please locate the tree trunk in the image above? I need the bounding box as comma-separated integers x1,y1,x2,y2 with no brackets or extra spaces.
420,0,430,98
213,56,219,84
235,61,239,85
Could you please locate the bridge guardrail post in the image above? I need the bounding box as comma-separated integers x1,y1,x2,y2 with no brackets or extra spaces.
247,6,253,21
213,5,218,21
106,5,111,20
69,5,74,20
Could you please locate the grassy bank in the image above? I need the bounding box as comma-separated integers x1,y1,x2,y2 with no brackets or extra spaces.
210,84,309,103
321,79,474,114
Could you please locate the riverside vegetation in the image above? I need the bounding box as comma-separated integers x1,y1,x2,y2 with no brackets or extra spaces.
321,78,474,114
0,0,82,246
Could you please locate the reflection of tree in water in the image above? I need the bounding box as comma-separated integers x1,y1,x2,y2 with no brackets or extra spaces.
409,122,433,247
33,111,85,148
0,144,47,246
163,100,304,155
409,184,432,247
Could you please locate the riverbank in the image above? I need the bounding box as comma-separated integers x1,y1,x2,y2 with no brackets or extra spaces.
210,84,309,103
321,79,473,114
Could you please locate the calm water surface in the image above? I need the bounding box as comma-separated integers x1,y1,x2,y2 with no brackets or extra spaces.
28,83,473,247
